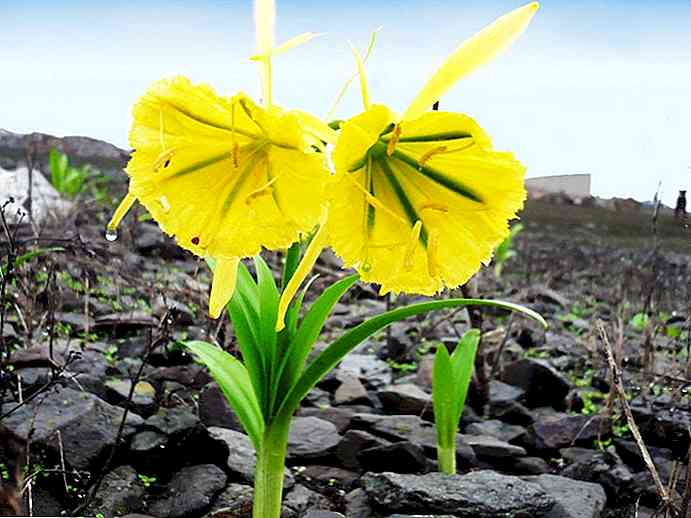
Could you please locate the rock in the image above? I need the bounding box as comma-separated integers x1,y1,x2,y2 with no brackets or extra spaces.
146,406,200,437
528,414,611,451
500,359,571,409
359,441,429,474
282,484,332,518
338,355,393,390
84,465,145,517
361,470,555,517
333,375,371,406
287,417,341,460
148,464,227,518
465,420,527,444
206,483,253,517
488,400,535,426
300,465,359,492
305,387,332,407
297,406,363,433
0,387,142,471
303,512,344,518
336,430,390,470
378,384,432,416
461,434,527,460
631,404,691,456
0,165,73,224
526,474,607,518
104,379,157,416
344,488,375,518
560,449,634,503
207,427,293,488
488,380,526,405
199,382,243,430
511,456,552,475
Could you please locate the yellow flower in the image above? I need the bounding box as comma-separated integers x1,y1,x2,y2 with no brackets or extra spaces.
108,0,334,319
327,2,538,296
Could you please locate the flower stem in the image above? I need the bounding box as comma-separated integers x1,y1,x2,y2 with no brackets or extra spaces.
437,444,456,475
253,417,291,518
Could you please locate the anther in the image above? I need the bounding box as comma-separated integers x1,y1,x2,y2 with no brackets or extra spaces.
419,146,447,165
386,124,402,157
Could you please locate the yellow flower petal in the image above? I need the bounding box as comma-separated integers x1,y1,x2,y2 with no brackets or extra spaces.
107,191,137,237
349,42,370,111
328,108,526,295
123,76,329,270
402,2,539,121
276,206,329,332
250,32,324,61
209,256,240,318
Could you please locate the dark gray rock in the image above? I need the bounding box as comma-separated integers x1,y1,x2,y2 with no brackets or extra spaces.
298,405,363,433
362,470,555,517
511,456,552,475
338,355,393,389
500,359,571,409
461,434,527,460
359,441,429,473
488,379,526,405
303,512,344,518
465,419,526,443
206,483,253,517
207,427,293,488
526,474,607,518
199,382,243,430
1,387,142,470
344,488,374,518
528,414,611,451
336,430,390,470
631,404,691,456
148,464,227,518
282,484,331,518
84,465,145,517
104,379,157,416
146,406,200,436
560,449,633,503
130,429,167,454
378,384,432,416
333,374,371,406
488,400,535,426
287,417,341,460
300,465,359,492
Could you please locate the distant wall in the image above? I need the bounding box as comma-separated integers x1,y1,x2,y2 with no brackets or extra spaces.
526,174,591,198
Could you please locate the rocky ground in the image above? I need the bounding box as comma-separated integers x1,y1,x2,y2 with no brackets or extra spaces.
1,131,690,517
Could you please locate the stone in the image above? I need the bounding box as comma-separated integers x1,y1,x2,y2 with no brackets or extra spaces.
207,427,293,488
287,417,341,460
359,441,429,474
500,359,571,409
344,488,374,518
338,355,393,390
488,379,526,405
104,379,157,416
333,375,371,406
84,465,145,517
199,382,243,430
300,465,359,493
303,512,344,518
378,384,432,416
511,456,552,475
526,474,607,518
282,484,332,518
336,430,390,470
488,400,535,426
528,414,612,451
206,483,253,517
361,470,555,517
464,419,526,443
0,387,142,471
297,405,362,433
560,449,634,503
461,434,527,460
0,165,72,224
147,464,227,518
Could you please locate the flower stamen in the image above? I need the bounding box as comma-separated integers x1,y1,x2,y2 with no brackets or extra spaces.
404,220,423,270
386,124,402,157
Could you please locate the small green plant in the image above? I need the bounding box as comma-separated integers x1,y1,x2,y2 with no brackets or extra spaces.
493,223,524,277
0,463,9,480
48,148,93,198
104,345,118,365
629,312,649,332
387,359,418,373
137,474,157,488
432,329,480,474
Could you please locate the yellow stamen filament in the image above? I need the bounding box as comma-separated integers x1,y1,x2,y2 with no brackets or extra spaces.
349,42,370,111
427,229,440,278
404,220,423,271
386,124,402,157
152,148,176,172
419,202,449,214
276,206,329,331
419,146,448,165
344,173,408,226
245,175,279,204
107,192,137,233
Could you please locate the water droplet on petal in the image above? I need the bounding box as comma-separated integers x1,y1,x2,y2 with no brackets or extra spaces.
105,228,118,242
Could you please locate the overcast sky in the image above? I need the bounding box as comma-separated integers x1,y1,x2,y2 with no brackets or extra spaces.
2,0,690,205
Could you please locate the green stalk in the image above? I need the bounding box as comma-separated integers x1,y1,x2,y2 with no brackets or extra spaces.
437,444,456,475
253,417,291,518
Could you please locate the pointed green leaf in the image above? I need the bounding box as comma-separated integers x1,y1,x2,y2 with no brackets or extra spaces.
449,329,480,425
277,297,546,420
432,345,455,450
185,341,264,448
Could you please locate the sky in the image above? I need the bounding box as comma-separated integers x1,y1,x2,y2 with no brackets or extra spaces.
2,0,690,205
